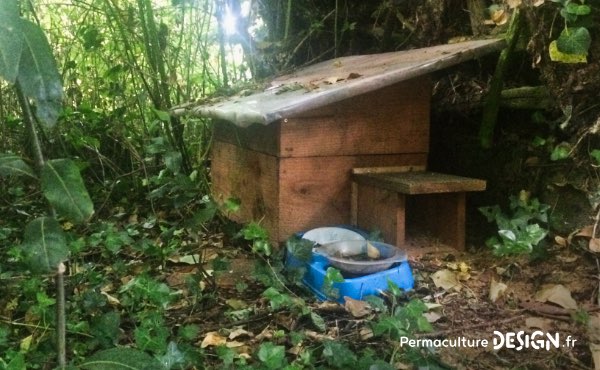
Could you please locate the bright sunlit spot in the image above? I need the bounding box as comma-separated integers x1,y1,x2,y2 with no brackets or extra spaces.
223,5,237,35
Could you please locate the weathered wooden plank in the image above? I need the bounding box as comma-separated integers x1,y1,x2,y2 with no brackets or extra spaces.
212,119,280,156
210,141,281,241
353,171,486,195
277,153,426,240
355,183,403,246
280,78,431,158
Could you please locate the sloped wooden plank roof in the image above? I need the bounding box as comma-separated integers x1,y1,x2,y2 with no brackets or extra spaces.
174,39,505,127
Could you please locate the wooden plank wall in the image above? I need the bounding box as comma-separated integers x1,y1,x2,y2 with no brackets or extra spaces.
210,141,281,240
278,153,427,239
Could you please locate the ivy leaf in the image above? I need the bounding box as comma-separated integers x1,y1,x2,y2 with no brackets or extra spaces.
0,154,35,178
17,19,63,127
565,3,591,15
0,0,23,83
310,311,326,332
590,149,600,165
556,27,591,55
41,159,94,223
21,217,68,274
80,348,164,370
550,143,571,161
549,40,587,63
257,342,287,369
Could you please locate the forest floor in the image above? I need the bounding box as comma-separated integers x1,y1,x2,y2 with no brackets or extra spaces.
169,234,599,370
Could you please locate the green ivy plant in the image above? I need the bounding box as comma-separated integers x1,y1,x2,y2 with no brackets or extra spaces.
479,191,550,256
0,1,166,368
548,0,593,63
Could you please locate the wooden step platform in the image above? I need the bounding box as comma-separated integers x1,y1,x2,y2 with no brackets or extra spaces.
351,168,486,250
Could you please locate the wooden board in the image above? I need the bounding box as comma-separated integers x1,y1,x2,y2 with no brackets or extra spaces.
355,183,404,246
210,141,281,240
277,153,426,240
353,171,486,195
280,77,430,158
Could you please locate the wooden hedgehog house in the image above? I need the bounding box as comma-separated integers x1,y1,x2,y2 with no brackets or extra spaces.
176,39,504,248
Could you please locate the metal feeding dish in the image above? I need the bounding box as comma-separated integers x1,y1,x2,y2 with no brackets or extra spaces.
313,240,407,275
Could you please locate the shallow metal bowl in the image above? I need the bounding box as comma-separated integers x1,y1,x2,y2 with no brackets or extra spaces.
313,240,407,275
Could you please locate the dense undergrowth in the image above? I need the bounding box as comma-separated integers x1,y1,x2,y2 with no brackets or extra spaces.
1,0,600,368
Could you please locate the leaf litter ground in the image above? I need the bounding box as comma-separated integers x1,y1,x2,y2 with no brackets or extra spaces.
162,234,598,369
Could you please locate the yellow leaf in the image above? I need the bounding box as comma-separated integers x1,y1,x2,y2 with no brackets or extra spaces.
549,40,587,64
201,332,227,348
20,335,33,352
101,291,121,306
61,221,74,230
431,269,461,291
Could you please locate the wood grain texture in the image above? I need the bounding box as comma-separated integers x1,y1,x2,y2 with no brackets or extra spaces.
353,171,486,195
355,183,402,246
280,77,431,158
210,141,281,241
277,153,427,241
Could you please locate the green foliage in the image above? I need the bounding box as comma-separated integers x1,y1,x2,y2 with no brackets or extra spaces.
41,159,94,223
322,267,344,300
21,217,68,273
80,347,164,370
0,0,62,126
285,235,314,263
257,342,288,369
322,340,357,368
241,222,273,256
479,192,549,256
372,298,432,340
0,154,35,178
590,149,600,164
549,0,594,60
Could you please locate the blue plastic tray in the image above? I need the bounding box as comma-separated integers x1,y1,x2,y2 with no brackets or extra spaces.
285,252,414,303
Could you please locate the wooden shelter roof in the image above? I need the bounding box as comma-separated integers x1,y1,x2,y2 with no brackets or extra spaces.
174,39,505,127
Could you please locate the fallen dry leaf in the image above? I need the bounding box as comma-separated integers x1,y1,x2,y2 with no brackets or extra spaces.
588,313,600,342
533,0,544,6
554,235,568,247
534,284,578,310
324,76,342,85
201,332,227,348
226,299,248,310
507,0,522,8
431,269,461,291
344,296,371,318
225,341,245,348
576,225,595,238
424,311,442,323
591,343,600,370
590,238,600,253
525,317,552,331
489,278,508,303
359,327,374,340
229,328,253,340
490,9,508,25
